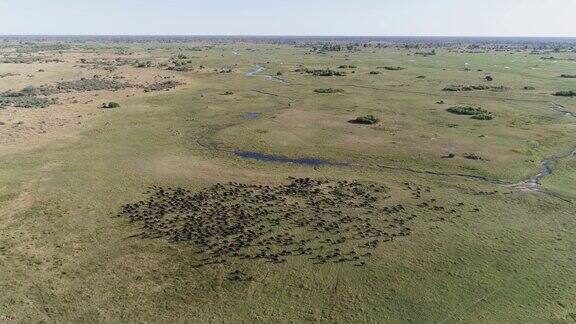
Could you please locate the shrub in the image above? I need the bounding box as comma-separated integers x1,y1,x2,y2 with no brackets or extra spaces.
350,115,379,125
314,88,344,94
369,71,380,75
135,61,153,68
415,50,436,56
143,80,182,92
560,74,576,78
168,65,192,72
377,66,405,71
471,113,494,120
463,153,483,160
442,85,461,91
102,102,120,108
0,73,19,78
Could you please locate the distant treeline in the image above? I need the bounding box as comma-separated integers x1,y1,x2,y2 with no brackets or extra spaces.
2,36,575,50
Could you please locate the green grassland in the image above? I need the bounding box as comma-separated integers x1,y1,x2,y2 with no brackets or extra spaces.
1,42,576,322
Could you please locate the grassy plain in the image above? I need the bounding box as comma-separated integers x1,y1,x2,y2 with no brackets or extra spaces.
0,41,575,322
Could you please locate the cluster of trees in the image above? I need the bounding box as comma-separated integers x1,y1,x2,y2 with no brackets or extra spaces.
0,94,54,108
166,56,193,71
304,69,345,77
443,84,505,92
313,44,343,52
312,44,359,53
5,76,130,96
553,90,576,97
415,50,436,56
447,106,494,120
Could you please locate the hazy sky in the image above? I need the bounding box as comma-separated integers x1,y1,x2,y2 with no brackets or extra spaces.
0,0,575,36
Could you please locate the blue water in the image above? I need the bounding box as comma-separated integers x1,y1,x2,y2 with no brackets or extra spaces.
243,112,261,120
235,151,329,166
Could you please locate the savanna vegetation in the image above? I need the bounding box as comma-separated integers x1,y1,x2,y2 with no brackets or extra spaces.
0,36,575,323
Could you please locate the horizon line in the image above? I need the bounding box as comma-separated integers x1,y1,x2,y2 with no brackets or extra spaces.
1,34,575,38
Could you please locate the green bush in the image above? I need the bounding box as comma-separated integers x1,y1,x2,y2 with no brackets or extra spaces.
351,115,379,125
314,88,344,94
471,113,494,120
560,74,576,78
102,102,120,108
377,66,405,71
447,106,494,120
447,106,486,115
464,153,483,160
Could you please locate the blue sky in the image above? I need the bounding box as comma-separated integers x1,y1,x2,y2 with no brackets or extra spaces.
0,0,574,36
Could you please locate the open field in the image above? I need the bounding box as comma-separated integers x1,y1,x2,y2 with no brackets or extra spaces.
1,37,576,322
